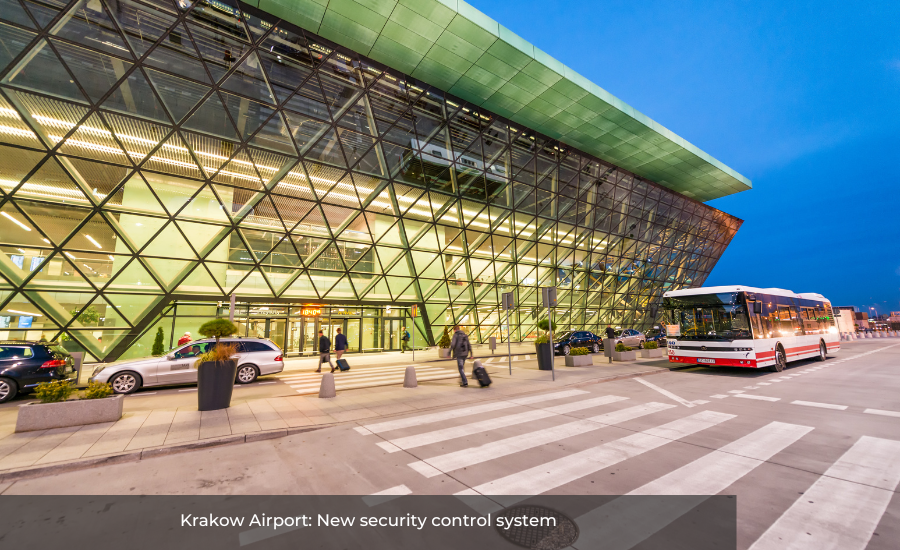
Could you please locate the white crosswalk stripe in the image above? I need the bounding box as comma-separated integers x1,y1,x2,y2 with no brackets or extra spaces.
571,421,813,550
749,435,900,550
408,402,675,477
359,390,588,434
377,394,629,453
458,410,735,506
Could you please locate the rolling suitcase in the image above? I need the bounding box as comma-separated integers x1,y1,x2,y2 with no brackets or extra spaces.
472,364,491,387
336,358,350,372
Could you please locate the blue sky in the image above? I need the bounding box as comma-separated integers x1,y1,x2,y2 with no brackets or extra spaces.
475,0,900,314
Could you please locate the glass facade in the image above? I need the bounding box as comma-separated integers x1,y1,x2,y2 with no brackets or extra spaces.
0,0,741,362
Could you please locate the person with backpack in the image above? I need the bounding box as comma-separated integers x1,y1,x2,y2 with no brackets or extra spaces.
316,329,335,373
401,326,411,353
450,325,471,387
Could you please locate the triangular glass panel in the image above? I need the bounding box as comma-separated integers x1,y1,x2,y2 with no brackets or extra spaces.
174,220,228,258
110,0,176,58
14,156,89,206
106,256,163,292
140,221,196,260
374,245,403,270
24,1,60,29
335,211,373,243
361,277,390,302
290,235,327,266
222,92,273,142
250,111,297,155
62,157,128,205
0,23,36,75
248,148,295,188
350,142,384,177
425,281,449,302
187,20,248,84
142,133,203,180
105,292,163,326
268,194,313,232
305,127,347,168
0,94,43,150
283,110,330,154
0,146,45,195
337,242,370,270
181,130,237,179
56,111,129,165
290,205,330,238
285,76,331,119
280,271,318,299
318,72,361,118
113,213,167,251
237,228,284,263
63,211,119,253
239,193,286,231
183,92,240,140
102,67,168,123
212,148,263,190
146,69,210,124
176,183,230,225
322,173,360,208
220,52,275,105
261,235,301,268
51,0,130,57
2,38,86,102
13,198,90,245
348,272,376,296
101,112,170,165
352,173,388,208
386,254,412,278
1,0,37,29
258,49,314,104
271,162,316,200
142,257,194,290
104,173,167,218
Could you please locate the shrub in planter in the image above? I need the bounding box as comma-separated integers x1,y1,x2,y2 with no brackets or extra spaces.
612,343,637,361
615,343,633,352
437,327,452,358
17,380,123,432
34,379,77,403
82,381,114,399
640,341,664,358
565,347,593,367
196,319,239,411
644,341,659,350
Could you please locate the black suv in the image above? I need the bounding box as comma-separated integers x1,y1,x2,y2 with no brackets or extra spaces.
553,331,603,355
0,342,75,403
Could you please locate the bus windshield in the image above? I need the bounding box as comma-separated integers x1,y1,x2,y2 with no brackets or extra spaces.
664,294,752,341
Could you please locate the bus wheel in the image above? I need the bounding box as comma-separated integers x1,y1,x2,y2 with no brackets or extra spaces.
769,346,786,372
817,341,827,361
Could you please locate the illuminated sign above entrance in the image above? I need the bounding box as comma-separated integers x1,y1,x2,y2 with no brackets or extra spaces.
300,306,322,317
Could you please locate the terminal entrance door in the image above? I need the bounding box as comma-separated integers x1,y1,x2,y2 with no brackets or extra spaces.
382,319,402,351
247,318,286,349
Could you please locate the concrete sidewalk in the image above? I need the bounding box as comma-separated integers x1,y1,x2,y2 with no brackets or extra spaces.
0,356,677,481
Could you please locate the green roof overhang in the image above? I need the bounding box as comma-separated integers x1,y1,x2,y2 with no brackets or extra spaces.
247,0,751,201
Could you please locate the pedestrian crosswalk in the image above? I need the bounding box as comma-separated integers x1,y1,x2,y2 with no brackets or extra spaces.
354,389,900,549
276,364,459,395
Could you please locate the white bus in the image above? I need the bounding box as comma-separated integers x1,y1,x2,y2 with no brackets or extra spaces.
662,286,841,372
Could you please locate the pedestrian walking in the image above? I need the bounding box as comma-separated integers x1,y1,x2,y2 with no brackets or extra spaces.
401,326,411,353
450,325,471,387
316,329,335,373
177,332,192,346
334,327,347,361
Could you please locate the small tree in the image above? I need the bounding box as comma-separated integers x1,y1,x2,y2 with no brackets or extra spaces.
198,318,238,345
151,326,165,356
437,326,452,348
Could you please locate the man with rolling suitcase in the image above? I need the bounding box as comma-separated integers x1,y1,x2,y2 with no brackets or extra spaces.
449,325,471,387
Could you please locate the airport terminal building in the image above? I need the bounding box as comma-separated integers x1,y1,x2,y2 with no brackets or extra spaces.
0,0,749,361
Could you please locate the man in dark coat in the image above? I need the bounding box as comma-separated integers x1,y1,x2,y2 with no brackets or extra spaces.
316,330,335,373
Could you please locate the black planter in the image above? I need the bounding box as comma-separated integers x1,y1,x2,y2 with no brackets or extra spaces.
535,342,554,370
197,359,237,411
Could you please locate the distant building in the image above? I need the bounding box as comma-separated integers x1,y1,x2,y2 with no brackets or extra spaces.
833,307,858,333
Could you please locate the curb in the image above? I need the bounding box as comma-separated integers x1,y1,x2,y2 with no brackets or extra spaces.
0,426,327,483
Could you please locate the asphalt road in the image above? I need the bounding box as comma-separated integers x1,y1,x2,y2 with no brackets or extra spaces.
3,339,899,550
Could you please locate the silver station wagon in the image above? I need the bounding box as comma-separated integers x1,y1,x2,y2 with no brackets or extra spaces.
89,338,284,394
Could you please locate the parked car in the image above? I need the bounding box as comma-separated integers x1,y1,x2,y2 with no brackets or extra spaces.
553,331,603,355
0,341,75,403
89,338,284,394
644,326,668,347
614,329,647,349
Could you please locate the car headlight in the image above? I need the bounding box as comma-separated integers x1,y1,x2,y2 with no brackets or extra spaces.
92,365,105,376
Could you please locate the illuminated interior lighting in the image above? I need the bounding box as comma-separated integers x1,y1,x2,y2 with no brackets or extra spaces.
7,309,42,316
2,211,31,231
85,235,102,249
108,255,115,261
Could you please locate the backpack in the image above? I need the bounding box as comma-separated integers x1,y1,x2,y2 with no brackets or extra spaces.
452,331,470,355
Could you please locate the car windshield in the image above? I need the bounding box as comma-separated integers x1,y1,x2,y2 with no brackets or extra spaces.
666,304,752,341
554,331,574,341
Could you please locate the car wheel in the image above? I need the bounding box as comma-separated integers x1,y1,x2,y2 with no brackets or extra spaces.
0,377,18,404
769,346,786,372
592,342,600,353
562,345,571,356
817,341,827,362
638,340,644,349
110,372,141,394
236,364,259,384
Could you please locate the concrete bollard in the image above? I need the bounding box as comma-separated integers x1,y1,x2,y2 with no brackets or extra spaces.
403,366,417,388
318,372,336,398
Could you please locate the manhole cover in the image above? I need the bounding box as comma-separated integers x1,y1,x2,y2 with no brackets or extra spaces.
495,505,578,550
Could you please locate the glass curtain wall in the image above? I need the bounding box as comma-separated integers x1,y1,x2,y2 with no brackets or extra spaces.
0,0,741,362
